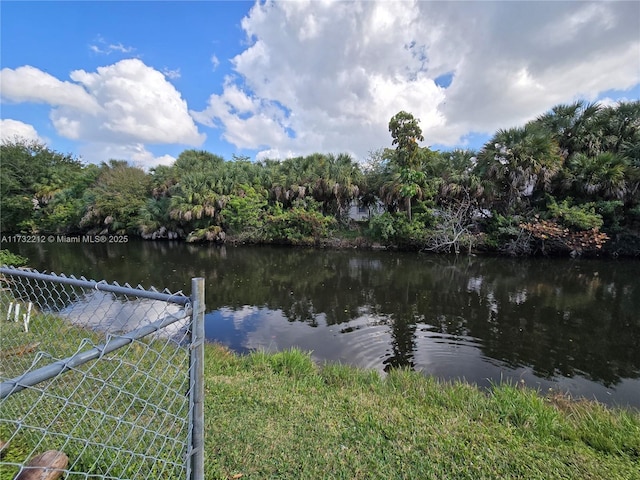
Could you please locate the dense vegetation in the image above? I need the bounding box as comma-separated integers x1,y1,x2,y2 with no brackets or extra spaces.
2,100,639,256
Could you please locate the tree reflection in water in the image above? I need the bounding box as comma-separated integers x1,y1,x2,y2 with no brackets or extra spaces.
10,241,640,406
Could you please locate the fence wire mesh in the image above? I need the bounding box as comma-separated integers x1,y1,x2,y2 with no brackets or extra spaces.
0,267,197,480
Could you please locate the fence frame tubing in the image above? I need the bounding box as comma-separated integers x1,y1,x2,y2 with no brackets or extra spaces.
0,309,191,398
188,278,205,480
0,267,190,306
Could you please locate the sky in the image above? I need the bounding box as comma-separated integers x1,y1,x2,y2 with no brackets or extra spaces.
1,1,639,169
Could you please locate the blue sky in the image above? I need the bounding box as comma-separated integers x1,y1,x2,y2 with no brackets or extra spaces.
1,1,639,168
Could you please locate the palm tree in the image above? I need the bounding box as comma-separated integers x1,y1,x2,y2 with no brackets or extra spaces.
169,172,220,227
565,152,629,200
477,125,563,212
535,100,602,159
597,101,640,158
321,153,362,220
138,197,178,239
434,149,484,205
149,165,177,199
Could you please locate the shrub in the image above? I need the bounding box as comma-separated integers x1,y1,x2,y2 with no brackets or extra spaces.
546,197,603,230
220,184,267,235
0,249,28,267
367,212,396,242
261,203,336,245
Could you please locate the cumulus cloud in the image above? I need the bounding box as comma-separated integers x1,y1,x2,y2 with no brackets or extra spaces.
1,66,101,113
192,0,640,159
0,119,44,144
1,59,204,166
67,59,204,144
191,78,293,150
436,1,640,136
78,142,176,170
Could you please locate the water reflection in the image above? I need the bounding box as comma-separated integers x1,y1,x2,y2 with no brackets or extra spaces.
9,241,640,408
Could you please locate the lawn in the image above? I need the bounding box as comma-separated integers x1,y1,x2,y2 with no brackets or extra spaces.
1,298,639,479
202,345,640,480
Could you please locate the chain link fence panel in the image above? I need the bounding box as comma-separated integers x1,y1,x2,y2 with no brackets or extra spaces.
0,267,203,480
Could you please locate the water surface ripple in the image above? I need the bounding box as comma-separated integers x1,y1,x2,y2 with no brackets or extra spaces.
11,241,640,408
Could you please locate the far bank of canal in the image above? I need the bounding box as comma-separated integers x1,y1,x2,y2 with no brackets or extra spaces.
6,240,640,408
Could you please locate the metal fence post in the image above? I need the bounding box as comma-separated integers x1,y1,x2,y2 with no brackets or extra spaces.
189,278,205,480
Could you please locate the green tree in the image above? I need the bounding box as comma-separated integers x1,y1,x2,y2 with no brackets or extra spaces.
431,149,484,204
388,111,424,169
476,124,563,213
360,149,390,215
564,152,629,201
81,160,151,234
0,140,90,233
312,153,362,220
535,100,602,159
169,171,221,230
601,101,639,159
220,184,268,237
387,111,428,221
172,149,224,178
138,196,177,239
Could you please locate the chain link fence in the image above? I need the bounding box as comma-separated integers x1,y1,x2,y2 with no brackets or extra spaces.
0,267,205,480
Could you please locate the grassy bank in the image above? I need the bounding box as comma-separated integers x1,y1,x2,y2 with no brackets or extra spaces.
203,345,640,480
2,305,639,479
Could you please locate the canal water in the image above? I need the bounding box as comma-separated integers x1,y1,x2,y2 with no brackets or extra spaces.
7,240,640,408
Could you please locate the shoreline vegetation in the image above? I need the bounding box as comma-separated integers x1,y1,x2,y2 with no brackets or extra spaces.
2,100,639,258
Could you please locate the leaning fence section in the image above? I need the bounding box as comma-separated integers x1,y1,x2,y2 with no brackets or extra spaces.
0,267,204,480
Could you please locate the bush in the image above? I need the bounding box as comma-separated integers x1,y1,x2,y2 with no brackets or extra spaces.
220,184,267,235
595,200,625,232
0,249,27,267
547,197,603,230
481,213,521,248
261,203,336,245
394,214,429,246
186,225,225,243
367,212,396,242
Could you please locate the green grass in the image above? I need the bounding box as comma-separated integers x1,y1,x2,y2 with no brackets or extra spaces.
203,345,640,480
2,294,639,479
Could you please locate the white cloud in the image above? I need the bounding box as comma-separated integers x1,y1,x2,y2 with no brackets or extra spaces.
597,97,632,109
78,142,176,170
211,54,220,71
89,35,135,55
255,148,297,162
162,67,181,80
90,43,134,55
0,119,44,144
1,59,205,166
192,0,640,159
68,59,204,144
1,65,101,113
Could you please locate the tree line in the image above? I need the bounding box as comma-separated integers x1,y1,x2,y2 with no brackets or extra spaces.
1,100,638,256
